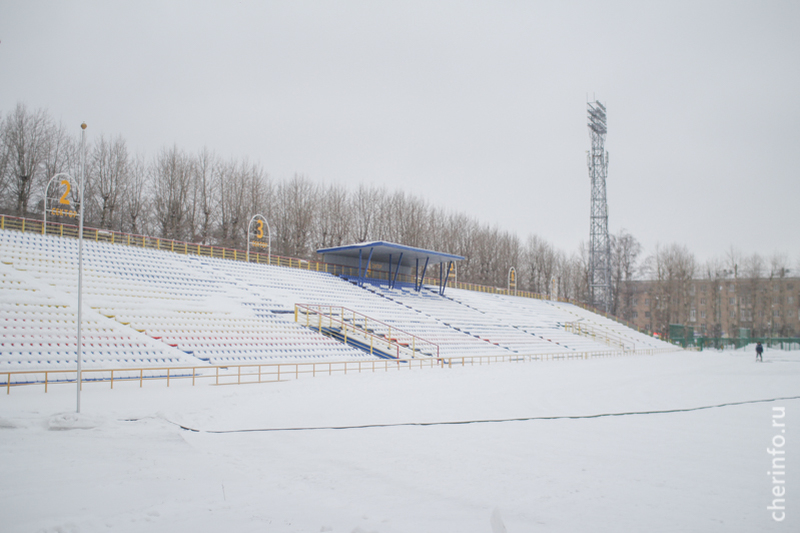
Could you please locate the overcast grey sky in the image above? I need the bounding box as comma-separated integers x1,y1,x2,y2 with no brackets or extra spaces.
1,1,798,264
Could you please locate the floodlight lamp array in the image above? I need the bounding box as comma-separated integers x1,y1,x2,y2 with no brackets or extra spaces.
588,102,607,135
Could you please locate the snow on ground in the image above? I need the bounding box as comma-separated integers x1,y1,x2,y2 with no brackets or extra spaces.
1,349,798,533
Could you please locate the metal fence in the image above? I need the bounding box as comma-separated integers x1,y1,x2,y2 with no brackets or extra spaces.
692,337,800,351
1,348,678,394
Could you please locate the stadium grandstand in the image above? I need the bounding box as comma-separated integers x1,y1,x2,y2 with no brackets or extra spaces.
0,215,674,389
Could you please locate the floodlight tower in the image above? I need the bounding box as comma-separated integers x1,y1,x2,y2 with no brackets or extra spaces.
587,100,611,313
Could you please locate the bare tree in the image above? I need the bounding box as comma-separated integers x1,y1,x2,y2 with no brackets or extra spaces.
316,182,351,249
425,206,450,253
739,253,765,335
31,121,79,224
274,174,318,259
123,154,150,236
522,234,558,296
350,184,384,242
243,161,272,248
395,192,429,248
443,212,477,282
609,229,642,319
643,243,696,336
1,103,52,216
768,252,791,336
497,231,521,289
700,257,726,338
151,145,193,241
86,135,130,229
215,158,248,249
555,251,582,302
574,242,592,305
188,147,217,244
466,225,521,288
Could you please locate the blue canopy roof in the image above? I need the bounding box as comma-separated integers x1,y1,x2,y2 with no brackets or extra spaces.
316,241,463,293
317,241,463,268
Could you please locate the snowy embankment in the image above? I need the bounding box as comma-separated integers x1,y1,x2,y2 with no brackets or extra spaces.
1,349,798,533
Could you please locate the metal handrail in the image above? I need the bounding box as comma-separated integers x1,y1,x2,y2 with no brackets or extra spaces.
564,321,634,351
1,347,678,394
294,303,440,359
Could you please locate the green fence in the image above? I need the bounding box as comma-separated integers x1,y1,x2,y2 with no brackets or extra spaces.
692,337,800,351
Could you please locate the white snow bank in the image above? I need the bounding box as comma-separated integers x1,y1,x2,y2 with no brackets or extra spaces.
47,412,106,431
0,350,798,532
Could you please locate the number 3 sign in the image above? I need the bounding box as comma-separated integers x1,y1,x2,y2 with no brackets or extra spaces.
247,214,271,264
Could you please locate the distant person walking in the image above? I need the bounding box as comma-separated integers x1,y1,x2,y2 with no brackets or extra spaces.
756,342,763,362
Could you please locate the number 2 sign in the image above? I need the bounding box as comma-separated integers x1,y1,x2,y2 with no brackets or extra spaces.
43,173,80,231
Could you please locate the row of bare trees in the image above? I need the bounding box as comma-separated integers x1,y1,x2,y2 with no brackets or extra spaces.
3,103,795,334
1,103,617,302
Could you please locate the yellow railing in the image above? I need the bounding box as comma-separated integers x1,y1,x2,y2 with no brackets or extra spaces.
294,303,440,359
2,214,324,270
1,347,678,394
0,214,548,299
564,321,634,351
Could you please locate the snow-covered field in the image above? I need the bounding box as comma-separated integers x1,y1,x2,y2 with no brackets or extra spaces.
1,348,798,532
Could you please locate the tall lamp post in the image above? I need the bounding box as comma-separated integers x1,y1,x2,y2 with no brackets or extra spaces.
77,123,87,413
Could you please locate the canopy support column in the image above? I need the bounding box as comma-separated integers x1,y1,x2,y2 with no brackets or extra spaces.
389,252,403,289
439,260,453,295
358,247,375,287
415,257,430,292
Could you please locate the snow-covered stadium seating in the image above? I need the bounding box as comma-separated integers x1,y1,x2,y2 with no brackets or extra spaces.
440,287,667,351
0,228,673,377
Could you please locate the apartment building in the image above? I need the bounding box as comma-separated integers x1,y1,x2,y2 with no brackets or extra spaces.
621,276,799,338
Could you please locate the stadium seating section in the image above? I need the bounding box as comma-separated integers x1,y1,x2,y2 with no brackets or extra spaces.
0,229,673,379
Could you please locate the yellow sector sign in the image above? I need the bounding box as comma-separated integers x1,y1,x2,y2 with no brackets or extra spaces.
49,207,79,218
